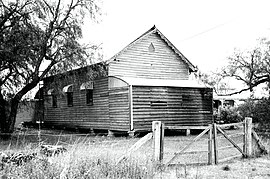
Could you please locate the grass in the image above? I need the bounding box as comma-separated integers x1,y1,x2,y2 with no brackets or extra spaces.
0,129,154,179
1,151,150,179
0,128,269,179
260,135,270,155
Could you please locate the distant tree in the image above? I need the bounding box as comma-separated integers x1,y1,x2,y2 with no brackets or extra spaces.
0,0,102,139
196,70,230,95
221,39,270,96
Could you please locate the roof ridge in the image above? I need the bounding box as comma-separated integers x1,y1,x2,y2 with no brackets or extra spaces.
106,25,157,63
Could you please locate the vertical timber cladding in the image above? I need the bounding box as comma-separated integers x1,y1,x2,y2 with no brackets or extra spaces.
44,77,110,130
132,86,213,131
108,77,131,131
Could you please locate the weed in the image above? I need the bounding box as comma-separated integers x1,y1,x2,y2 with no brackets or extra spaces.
222,164,231,171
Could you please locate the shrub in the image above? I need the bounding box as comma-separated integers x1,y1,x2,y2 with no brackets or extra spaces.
237,98,270,123
236,99,256,121
215,106,243,124
253,98,270,124
237,97,270,132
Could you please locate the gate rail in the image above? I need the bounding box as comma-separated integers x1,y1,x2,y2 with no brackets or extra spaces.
117,117,268,166
152,117,268,166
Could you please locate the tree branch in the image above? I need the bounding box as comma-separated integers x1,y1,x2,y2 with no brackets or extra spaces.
219,76,270,96
0,68,13,86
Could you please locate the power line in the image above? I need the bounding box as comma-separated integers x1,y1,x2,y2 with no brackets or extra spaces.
179,20,234,42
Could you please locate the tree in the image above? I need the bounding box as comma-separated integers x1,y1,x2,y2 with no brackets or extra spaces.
0,0,101,138
196,70,230,95
221,39,270,95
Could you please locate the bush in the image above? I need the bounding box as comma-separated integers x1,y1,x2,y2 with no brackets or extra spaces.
214,106,243,124
237,97,270,131
236,99,256,121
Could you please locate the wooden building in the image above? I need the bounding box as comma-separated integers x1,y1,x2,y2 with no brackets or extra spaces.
40,26,213,134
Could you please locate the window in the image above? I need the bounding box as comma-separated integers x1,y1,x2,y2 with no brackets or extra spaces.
63,84,73,107
52,94,57,108
67,92,73,107
86,89,93,105
148,42,155,52
80,81,94,106
182,95,192,101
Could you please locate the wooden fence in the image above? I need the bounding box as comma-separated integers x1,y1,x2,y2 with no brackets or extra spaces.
117,117,268,166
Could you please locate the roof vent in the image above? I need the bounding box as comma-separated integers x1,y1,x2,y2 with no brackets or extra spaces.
148,42,155,52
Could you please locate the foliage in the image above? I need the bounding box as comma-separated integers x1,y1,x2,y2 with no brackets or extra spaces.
221,38,270,95
237,97,270,127
0,0,102,98
214,106,243,124
196,70,234,96
237,99,256,121
0,0,102,135
253,98,270,123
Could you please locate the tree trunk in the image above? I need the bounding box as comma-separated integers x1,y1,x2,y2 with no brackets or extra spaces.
0,98,20,140
0,92,11,140
0,79,41,140
8,98,20,132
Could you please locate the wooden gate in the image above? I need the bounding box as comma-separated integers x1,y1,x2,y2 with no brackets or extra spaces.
213,120,247,164
152,118,267,166
164,125,212,166
117,118,267,166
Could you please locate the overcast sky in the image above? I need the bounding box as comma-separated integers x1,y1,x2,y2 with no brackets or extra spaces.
83,0,270,73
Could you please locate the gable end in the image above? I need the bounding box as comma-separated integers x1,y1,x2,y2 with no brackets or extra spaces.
107,25,197,73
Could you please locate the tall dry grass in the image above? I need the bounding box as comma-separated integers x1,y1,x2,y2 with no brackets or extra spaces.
0,133,155,179
1,128,270,179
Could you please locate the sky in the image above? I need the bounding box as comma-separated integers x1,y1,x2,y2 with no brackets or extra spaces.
82,0,270,73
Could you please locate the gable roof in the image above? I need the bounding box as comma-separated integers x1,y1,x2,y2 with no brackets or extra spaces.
106,25,197,72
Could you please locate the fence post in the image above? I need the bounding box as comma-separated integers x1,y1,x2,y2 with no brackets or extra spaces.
244,117,252,157
243,119,246,156
213,123,218,164
208,124,213,165
152,121,164,164
160,123,164,162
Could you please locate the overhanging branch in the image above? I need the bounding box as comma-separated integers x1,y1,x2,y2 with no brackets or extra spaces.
218,77,270,96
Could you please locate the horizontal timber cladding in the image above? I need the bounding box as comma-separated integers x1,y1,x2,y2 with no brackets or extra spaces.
44,77,110,130
109,86,130,131
108,33,189,80
132,86,213,131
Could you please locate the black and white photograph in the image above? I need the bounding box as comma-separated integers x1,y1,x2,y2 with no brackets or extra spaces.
1,0,270,178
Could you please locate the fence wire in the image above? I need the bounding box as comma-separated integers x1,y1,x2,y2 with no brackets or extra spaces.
162,134,210,165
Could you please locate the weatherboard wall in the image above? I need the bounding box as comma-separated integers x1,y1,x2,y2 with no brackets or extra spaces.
108,32,190,80
43,77,110,130
108,86,130,131
132,86,213,131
